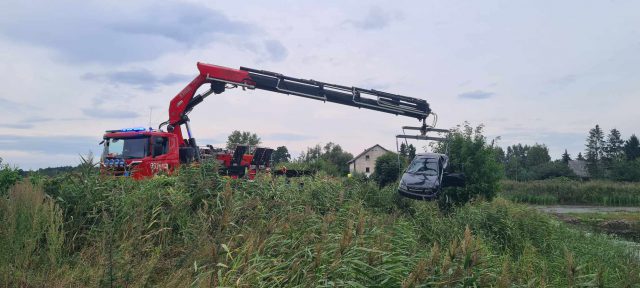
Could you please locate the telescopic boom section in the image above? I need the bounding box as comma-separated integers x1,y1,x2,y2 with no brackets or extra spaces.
165,62,431,144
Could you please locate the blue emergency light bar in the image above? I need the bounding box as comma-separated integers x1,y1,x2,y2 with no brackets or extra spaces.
120,127,147,132
105,127,148,133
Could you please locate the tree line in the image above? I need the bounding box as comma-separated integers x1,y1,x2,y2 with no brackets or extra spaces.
493,125,640,182
581,125,640,181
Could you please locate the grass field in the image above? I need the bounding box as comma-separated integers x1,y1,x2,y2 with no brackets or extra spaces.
1,167,639,287
500,179,640,206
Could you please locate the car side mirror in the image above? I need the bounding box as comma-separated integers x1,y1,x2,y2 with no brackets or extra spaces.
442,172,465,188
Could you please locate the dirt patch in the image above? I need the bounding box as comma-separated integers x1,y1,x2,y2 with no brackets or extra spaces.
553,213,581,225
598,220,640,240
556,215,640,241
600,219,633,231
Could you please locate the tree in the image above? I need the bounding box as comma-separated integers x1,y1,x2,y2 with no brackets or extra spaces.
407,144,416,161
271,146,291,164
585,125,605,177
433,123,502,210
624,134,640,161
504,145,526,180
299,144,322,162
372,152,402,188
399,143,408,158
526,144,551,167
561,149,571,164
321,142,353,175
501,143,552,181
577,152,585,161
226,130,261,150
610,159,640,182
493,146,506,165
298,142,353,176
605,128,624,161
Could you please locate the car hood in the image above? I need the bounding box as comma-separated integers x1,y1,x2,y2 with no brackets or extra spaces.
401,172,439,189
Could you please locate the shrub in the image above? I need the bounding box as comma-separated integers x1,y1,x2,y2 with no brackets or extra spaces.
372,152,403,188
0,158,21,195
434,123,503,211
609,159,640,182
527,161,578,180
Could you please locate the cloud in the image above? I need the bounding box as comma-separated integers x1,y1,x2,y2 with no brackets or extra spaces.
550,74,578,88
83,69,192,90
23,116,54,123
263,133,314,142
0,134,98,155
458,90,494,100
0,123,33,129
0,97,36,111
263,40,288,62
82,108,140,119
347,7,403,30
110,4,253,44
0,1,286,63
0,116,88,130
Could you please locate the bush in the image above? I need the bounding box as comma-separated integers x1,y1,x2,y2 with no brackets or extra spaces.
372,152,403,188
609,159,640,182
434,123,502,211
0,158,21,195
527,161,577,180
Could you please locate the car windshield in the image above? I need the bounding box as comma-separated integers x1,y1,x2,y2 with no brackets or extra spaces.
103,137,149,159
406,157,439,176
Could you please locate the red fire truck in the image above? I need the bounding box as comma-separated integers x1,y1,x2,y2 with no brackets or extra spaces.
100,62,432,179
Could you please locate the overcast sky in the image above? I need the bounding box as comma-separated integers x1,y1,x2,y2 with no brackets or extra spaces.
1,0,639,169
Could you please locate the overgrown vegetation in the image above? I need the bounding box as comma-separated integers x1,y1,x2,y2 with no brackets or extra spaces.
2,164,638,287
433,123,503,210
0,157,21,196
296,142,353,176
372,152,404,188
501,178,640,206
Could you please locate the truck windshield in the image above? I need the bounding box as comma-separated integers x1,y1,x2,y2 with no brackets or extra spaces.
103,137,149,159
406,157,439,176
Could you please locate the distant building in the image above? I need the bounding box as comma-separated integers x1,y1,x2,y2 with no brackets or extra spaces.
568,160,590,179
347,144,390,177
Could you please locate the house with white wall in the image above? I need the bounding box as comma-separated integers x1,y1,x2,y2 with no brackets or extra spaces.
347,144,390,177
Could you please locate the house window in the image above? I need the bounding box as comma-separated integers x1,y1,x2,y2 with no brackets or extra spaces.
365,155,370,161
365,167,370,173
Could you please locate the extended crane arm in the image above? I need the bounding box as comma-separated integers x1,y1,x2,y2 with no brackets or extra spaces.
162,62,431,145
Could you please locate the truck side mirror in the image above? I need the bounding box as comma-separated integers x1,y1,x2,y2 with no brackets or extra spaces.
442,172,465,188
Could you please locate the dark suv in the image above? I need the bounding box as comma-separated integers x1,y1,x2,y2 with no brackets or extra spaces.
398,153,464,200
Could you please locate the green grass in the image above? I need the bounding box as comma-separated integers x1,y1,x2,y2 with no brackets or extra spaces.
1,167,639,287
500,178,640,206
